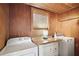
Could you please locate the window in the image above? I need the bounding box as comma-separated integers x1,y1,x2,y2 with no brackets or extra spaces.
33,13,48,29
32,8,48,37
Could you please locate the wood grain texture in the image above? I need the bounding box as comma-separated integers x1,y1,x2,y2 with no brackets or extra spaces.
28,3,79,13
48,13,62,36
48,12,57,36
0,4,9,49
9,4,31,38
58,8,79,21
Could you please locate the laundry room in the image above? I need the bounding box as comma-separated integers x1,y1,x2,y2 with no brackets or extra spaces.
0,3,79,56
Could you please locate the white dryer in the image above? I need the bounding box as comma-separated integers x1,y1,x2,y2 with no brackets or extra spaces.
0,37,38,56
58,37,74,56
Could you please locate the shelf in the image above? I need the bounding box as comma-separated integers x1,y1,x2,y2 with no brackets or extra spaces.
33,28,48,30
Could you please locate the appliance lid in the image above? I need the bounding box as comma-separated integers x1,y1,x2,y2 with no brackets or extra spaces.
0,37,37,55
7,37,32,46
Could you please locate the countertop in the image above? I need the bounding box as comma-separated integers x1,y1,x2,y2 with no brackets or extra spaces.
32,37,62,45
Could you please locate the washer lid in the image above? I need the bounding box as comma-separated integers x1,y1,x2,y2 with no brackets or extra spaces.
0,37,37,55
7,37,32,46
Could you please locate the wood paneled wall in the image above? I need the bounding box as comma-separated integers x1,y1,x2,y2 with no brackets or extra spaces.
9,4,31,38
48,13,62,36
0,4,9,49
57,8,79,56
58,8,79,21
48,12,57,36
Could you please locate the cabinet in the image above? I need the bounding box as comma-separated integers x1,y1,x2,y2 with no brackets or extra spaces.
39,42,58,56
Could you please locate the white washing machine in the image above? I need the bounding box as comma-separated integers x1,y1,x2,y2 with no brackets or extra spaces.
0,37,38,56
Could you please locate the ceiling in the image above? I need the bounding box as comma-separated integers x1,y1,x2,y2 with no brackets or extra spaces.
27,3,79,13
